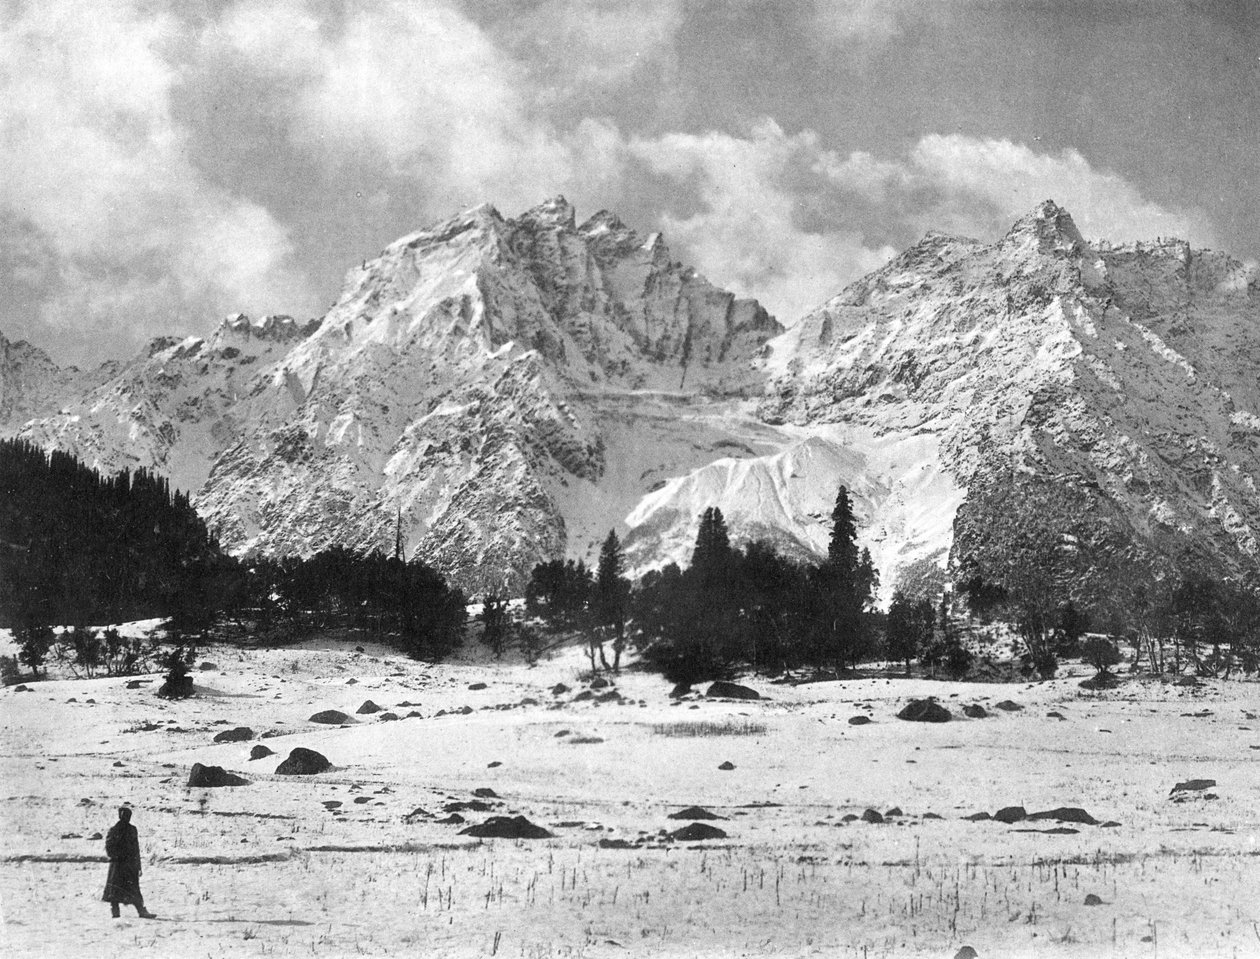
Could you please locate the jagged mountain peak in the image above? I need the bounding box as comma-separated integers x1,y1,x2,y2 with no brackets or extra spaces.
1001,198,1088,257
519,195,577,229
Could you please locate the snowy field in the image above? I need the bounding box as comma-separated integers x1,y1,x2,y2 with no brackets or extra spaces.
2,634,1260,959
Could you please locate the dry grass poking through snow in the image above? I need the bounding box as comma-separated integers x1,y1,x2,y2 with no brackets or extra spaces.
651,719,768,738
3,634,1260,958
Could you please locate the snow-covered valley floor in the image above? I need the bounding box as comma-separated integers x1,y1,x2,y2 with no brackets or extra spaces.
3,637,1260,958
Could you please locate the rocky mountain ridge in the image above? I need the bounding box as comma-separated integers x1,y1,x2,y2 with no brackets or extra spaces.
4,198,1258,596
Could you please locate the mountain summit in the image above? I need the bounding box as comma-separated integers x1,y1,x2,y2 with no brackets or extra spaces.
4,200,1258,595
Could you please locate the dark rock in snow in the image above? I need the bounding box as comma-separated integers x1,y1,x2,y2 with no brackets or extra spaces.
669,683,692,699
1026,807,1098,825
275,748,332,775
962,704,989,719
861,809,884,824
994,806,1026,823
213,726,254,743
897,699,951,722
198,662,217,671
438,813,465,825
249,745,275,760
1046,711,1067,720
669,822,727,841
718,761,736,771
188,763,249,787
1084,893,1104,906
590,676,612,689
885,807,903,817
125,680,146,690
848,715,872,725
309,710,354,725
706,681,761,700
954,947,979,959
460,815,553,839
468,682,487,691
667,806,727,821
963,812,991,821
378,712,399,721
1170,779,1216,795
551,684,570,696
445,800,495,813
995,700,1023,711
356,700,382,714
1080,672,1121,690
473,787,498,798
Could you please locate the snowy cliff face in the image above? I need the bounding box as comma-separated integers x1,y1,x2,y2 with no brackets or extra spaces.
757,200,1260,582
11,198,780,594
0,334,117,431
7,198,1258,596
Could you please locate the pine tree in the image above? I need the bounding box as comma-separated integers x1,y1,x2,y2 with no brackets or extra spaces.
595,530,630,670
691,507,731,586
812,485,874,671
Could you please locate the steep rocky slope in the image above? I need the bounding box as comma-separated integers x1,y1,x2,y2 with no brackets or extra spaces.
757,201,1260,583
5,199,1257,596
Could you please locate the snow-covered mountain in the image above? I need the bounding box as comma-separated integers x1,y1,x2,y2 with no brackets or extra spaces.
4,198,1258,596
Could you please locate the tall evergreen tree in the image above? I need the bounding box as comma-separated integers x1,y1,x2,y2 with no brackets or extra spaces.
595,530,630,670
812,485,875,671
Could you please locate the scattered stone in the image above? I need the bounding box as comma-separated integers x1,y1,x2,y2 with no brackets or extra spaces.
1170,779,1216,795
249,745,275,761
599,838,638,849
1046,711,1068,720
468,682,487,691
669,683,692,699
353,796,371,805
841,814,859,822
994,701,1023,712
445,800,495,813
1101,821,1121,828
405,711,422,718
112,761,125,767
275,748,332,776
345,678,357,685
669,822,727,841
861,809,884,824
885,807,903,818
322,801,342,810
187,764,249,787
590,676,612,689
572,690,594,702
962,704,989,719
1084,893,1104,906
954,947,979,959
706,681,761,700
460,815,553,839
1026,807,1098,825
198,662,217,671
12,685,29,692
667,806,727,821
89,832,101,840
61,832,82,839
378,712,399,721
488,761,502,768
437,813,465,825
125,680,146,690
213,726,254,743
555,730,570,737
309,710,354,725
473,787,499,799
551,684,570,696
1080,672,1121,690
923,812,943,820
994,806,1027,824
963,812,991,821
1174,675,1202,687
356,700,382,715
897,699,951,722
848,715,872,725
261,730,284,738
718,761,736,771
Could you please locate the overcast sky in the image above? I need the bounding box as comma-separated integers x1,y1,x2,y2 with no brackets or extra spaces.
2,0,1257,365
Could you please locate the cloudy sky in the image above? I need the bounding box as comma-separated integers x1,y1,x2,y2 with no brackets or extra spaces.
2,0,1256,364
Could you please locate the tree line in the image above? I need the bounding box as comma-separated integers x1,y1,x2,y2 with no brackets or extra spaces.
1,440,466,677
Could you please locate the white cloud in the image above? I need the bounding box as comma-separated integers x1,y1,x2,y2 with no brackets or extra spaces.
909,134,1218,247
216,0,578,212
0,2,315,361
629,121,898,324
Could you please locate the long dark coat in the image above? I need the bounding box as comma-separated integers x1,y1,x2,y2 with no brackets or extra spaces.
101,821,143,904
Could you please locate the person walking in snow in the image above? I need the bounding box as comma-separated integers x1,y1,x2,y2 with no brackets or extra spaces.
102,806,156,919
